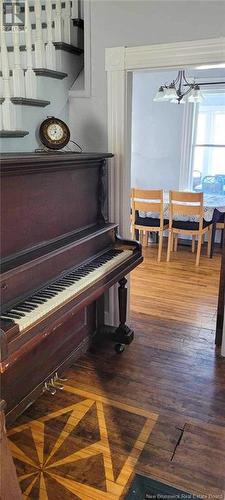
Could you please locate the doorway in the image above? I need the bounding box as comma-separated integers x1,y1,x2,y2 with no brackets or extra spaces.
105,37,225,352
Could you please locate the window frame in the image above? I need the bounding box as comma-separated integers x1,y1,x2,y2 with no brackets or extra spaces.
179,85,225,191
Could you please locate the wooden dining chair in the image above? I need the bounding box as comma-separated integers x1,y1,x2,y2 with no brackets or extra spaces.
131,188,168,262
166,191,213,266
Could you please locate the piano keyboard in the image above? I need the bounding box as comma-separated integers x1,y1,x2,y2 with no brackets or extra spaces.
1,248,133,332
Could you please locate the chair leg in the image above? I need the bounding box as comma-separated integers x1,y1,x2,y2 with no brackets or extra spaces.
196,233,202,266
143,231,148,247
221,229,224,248
207,225,212,257
171,233,174,251
174,234,178,252
158,231,163,262
167,230,172,262
192,236,195,253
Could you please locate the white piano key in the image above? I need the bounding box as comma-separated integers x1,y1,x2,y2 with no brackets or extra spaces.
9,249,133,332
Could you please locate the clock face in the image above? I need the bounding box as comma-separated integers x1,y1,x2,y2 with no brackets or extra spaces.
39,117,70,150
47,123,64,142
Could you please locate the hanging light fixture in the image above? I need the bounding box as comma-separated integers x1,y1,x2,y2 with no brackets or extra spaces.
153,70,204,104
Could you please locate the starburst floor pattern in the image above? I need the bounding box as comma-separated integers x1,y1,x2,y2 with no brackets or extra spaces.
8,385,158,499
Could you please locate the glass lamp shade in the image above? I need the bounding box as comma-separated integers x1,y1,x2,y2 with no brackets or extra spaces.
187,85,204,103
153,86,166,102
170,97,186,104
163,85,177,100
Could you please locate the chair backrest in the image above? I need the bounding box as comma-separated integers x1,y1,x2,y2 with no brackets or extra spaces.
131,188,164,227
168,191,204,228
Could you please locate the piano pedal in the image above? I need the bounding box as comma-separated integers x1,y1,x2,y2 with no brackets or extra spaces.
54,372,68,382
43,382,57,396
50,378,64,390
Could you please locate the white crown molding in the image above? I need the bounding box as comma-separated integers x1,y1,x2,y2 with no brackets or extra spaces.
105,37,225,72
125,37,225,70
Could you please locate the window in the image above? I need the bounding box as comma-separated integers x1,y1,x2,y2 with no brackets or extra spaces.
191,92,225,194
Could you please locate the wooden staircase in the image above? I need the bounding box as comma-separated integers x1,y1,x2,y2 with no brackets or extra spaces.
0,1,84,151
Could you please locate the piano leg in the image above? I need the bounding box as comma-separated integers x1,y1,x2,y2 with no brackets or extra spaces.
113,277,134,349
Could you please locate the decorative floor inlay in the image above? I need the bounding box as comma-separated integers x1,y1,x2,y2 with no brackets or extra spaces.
8,385,158,499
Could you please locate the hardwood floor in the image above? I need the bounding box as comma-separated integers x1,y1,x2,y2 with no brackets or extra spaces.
7,243,225,499
131,243,221,330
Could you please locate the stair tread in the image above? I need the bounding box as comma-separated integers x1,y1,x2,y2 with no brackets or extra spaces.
11,98,50,107
34,68,68,79
7,43,83,54
0,130,29,138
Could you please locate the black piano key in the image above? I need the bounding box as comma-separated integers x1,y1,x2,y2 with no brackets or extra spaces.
36,292,57,298
13,304,35,312
70,272,87,277
67,273,83,279
46,285,65,292
0,316,15,323
3,312,25,319
12,308,32,314
58,279,74,285
24,299,38,309
29,298,47,304
67,275,82,281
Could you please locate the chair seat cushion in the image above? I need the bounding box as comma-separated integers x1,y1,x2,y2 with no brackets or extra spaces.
172,220,212,230
135,215,168,227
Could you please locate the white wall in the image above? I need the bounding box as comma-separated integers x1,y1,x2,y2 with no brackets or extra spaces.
131,70,184,190
69,0,225,153
131,67,225,190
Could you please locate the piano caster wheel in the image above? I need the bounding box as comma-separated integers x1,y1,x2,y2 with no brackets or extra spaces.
115,343,125,354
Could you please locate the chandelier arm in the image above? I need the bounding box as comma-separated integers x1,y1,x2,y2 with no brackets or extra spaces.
182,71,194,87
174,71,181,85
178,86,194,101
177,71,184,97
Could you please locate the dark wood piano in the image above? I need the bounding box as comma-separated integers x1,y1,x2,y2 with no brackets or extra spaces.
0,152,142,424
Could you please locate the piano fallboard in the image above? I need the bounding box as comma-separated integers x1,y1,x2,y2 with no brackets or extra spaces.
1,224,117,311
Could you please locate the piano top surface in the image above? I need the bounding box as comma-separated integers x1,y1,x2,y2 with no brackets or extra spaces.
0,152,114,174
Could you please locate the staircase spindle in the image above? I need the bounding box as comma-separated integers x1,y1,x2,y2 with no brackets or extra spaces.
12,0,25,98
78,0,84,20
25,0,37,98
63,0,71,45
71,0,79,19
54,0,63,42
34,0,46,68
46,0,56,70
0,6,15,130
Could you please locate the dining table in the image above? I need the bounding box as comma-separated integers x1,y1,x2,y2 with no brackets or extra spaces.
138,192,225,257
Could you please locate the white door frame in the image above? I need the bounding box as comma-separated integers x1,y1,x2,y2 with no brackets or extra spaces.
105,37,225,335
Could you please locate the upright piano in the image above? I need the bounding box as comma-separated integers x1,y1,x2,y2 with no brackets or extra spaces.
0,152,142,423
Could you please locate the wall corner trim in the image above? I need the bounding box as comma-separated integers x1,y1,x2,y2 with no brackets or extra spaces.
105,46,126,71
